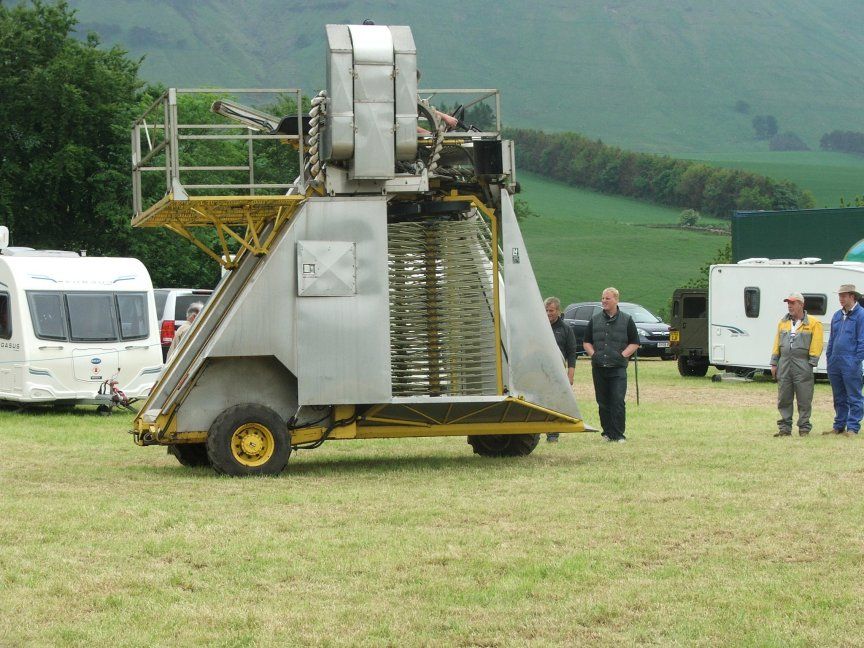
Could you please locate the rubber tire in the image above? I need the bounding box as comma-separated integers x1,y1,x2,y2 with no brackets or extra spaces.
206,404,290,476
661,354,675,361
96,404,112,416
691,360,709,377
467,433,540,457
677,356,709,377
167,443,211,468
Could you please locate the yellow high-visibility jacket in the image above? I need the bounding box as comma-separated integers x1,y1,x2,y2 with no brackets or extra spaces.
770,313,824,367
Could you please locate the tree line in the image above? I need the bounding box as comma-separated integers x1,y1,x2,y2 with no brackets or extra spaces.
506,129,815,217
820,131,864,155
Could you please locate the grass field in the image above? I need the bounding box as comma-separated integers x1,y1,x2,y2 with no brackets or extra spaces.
517,172,728,315
2,361,862,645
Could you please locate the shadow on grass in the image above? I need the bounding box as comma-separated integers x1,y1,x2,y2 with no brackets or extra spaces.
0,402,139,418
128,450,598,479
289,453,536,476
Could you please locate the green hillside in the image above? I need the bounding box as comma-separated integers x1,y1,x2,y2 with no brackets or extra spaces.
66,0,864,154
517,173,727,314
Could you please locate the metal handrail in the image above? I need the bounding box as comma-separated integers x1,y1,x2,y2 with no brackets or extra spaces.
131,88,305,218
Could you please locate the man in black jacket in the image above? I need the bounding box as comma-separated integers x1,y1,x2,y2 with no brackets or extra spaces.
545,296,578,442
582,288,640,443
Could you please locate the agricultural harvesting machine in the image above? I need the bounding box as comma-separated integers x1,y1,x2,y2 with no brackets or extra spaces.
130,23,585,475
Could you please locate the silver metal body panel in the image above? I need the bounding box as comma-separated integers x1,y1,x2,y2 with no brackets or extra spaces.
500,191,581,419
324,24,354,161
176,357,298,432
323,165,428,195
138,207,300,423
297,241,357,297
207,221,299,373
348,25,396,180
351,103,395,179
390,25,418,161
501,139,516,187
295,197,391,405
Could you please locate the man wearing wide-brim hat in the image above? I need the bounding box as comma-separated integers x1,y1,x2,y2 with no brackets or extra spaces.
824,284,864,437
770,292,823,437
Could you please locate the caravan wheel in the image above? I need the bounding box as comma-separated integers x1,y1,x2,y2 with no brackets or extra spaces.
206,404,291,476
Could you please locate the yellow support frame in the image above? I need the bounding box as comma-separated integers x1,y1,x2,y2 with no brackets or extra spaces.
155,395,587,447
132,194,306,270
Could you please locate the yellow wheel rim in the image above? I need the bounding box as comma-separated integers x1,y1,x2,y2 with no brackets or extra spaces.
230,423,276,467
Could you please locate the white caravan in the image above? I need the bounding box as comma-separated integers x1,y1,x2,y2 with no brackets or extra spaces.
0,239,163,406
709,258,864,373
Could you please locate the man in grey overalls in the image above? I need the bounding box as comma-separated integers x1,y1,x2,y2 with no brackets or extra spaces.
770,292,824,437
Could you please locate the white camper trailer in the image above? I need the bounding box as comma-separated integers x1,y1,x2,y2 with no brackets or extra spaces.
708,258,864,374
0,238,163,408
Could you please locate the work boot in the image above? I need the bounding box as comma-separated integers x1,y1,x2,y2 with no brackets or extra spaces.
842,430,859,437
546,433,560,443
822,428,844,435
799,429,810,437
773,431,792,437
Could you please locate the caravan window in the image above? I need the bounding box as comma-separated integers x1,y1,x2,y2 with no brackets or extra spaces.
67,293,118,342
28,292,67,340
26,290,150,342
116,293,149,340
0,292,10,339
744,288,760,318
803,294,827,316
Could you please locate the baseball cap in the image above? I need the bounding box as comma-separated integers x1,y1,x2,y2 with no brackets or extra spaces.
783,292,804,303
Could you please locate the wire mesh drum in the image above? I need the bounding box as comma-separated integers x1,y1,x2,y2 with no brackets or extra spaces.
388,213,497,396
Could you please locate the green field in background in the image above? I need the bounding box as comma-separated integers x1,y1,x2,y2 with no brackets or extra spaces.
518,173,727,314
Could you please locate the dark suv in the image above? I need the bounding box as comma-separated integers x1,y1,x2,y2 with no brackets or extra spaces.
154,288,213,360
563,301,673,358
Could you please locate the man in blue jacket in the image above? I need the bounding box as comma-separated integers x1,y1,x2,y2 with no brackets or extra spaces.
825,284,864,436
